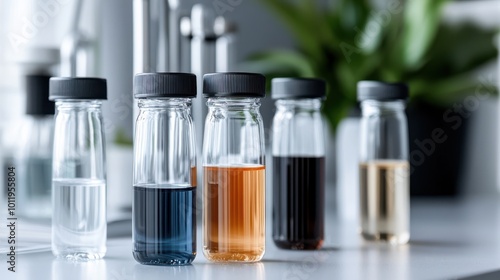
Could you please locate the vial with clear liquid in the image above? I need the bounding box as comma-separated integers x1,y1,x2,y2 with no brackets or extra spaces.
50,77,108,260
358,81,410,245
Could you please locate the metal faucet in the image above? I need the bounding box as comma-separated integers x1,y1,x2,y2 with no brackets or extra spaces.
133,1,238,177
60,0,96,77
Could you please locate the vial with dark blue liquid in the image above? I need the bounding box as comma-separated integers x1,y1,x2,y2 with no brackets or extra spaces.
133,73,198,265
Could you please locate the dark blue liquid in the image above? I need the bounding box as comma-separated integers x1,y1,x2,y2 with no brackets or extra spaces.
133,186,196,265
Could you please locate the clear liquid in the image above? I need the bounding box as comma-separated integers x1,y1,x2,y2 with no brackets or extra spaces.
52,179,107,260
18,156,52,218
359,160,410,245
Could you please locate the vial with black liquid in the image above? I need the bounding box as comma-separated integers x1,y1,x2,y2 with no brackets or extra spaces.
271,78,326,250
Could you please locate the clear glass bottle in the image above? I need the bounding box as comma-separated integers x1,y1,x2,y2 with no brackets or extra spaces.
50,77,107,260
202,72,266,262
358,81,410,245
133,73,197,265
17,75,54,219
271,78,326,250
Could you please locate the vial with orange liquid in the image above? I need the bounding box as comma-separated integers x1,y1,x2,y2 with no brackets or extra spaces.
202,72,266,262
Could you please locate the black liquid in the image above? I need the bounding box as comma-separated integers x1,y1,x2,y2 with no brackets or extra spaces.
133,186,196,265
273,156,325,250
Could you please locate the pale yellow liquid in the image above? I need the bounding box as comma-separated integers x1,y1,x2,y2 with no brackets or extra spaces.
359,160,410,245
203,165,265,262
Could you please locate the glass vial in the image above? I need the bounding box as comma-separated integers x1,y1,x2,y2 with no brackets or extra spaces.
133,73,198,265
271,78,326,250
17,75,54,219
50,77,107,260
358,81,410,245
202,72,266,262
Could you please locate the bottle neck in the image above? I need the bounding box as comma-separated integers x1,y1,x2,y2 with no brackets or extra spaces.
207,97,261,109
138,98,192,109
361,100,406,116
276,98,322,111
55,100,103,111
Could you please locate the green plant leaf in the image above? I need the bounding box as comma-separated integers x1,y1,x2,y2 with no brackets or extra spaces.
414,23,499,78
114,128,133,146
258,0,323,61
410,74,498,105
332,0,371,35
246,50,315,77
401,0,450,69
250,0,498,134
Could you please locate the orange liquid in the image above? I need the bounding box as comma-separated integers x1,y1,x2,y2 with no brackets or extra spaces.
191,166,197,187
203,165,265,262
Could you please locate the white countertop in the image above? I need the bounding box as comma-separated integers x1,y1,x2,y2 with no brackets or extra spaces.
2,194,500,280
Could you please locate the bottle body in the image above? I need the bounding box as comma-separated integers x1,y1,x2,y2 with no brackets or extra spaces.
18,116,54,219
203,98,266,262
272,99,325,250
359,100,410,245
133,99,197,265
52,100,107,260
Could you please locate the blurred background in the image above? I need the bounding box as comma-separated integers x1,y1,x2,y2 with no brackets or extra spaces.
0,0,498,220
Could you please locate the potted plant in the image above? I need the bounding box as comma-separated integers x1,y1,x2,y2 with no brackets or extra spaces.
248,0,498,195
